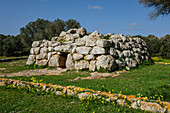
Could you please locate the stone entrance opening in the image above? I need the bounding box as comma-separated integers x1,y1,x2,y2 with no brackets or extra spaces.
58,53,68,68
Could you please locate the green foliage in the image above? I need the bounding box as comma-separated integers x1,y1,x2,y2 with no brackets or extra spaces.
0,34,24,56
139,0,170,19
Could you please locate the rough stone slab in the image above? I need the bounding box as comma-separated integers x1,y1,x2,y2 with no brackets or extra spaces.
36,60,48,66
76,47,92,55
26,55,36,65
48,55,60,67
36,53,47,60
73,53,84,60
96,39,112,47
90,46,105,55
66,54,74,69
84,55,94,60
75,60,89,70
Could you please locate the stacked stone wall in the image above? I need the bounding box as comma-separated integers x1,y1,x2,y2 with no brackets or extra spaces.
26,27,151,71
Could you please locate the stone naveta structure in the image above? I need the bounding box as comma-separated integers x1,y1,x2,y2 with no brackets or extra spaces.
26,27,151,71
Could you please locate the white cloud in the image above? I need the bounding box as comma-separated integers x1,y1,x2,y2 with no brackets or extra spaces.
129,23,139,26
88,5,103,10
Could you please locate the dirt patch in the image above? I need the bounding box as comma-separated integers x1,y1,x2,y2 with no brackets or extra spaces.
70,70,128,81
0,68,67,77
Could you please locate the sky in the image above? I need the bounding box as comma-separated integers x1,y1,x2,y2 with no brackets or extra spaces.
0,0,170,38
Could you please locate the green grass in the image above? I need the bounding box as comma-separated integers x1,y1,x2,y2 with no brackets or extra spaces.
152,57,170,63
6,64,170,102
0,56,28,59
0,59,36,73
0,87,149,113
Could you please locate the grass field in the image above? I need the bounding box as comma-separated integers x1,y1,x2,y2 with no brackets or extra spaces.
0,87,149,113
4,64,170,102
0,58,170,112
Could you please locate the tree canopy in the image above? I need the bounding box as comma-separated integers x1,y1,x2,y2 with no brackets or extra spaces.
20,18,81,48
139,0,170,19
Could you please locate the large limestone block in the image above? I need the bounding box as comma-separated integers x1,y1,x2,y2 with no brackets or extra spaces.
75,60,89,70
96,55,117,71
59,31,67,37
54,45,72,53
125,58,138,67
109,47,118,58
30,48,34,55
123,50,132,58
119,42,129,50
47,52,52,60
91,46,105,55
76,47,92,55
75,38,86,46
40,47,48,53
51,42,61,47
89,60,96,71
84,55,94,60
48,55,60,67
26,55,36,65
76,27,87,36
36,60,48,66
90,31,99,37
32,41,41,48
73,53,84,60
36,53,47,60
66,54,74,69
85,38,96,47
96,39,112,47
134,53,141,64
33,47,40,55
48,47,53,52
67,29,77,34
116,50,124,58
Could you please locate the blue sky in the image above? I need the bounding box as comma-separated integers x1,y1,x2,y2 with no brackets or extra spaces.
0,0,170,38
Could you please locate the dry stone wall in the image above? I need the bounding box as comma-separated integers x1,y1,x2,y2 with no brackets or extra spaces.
26,27,151,71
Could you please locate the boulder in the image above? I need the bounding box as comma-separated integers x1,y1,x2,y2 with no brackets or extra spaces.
76,47,92,55
115,59,125,67
75,60,89,70
125,58,138,67
59,31,67,37
32,41,41,48
75,38,86,46
30,48,34,55
40,47,48,53
96,55,117,71
84,55,94,60
66,54,74,69
67,29,77,34
26,55,36,65
33,47,40,55
85,38,96,47
90,31,99,37
89,60,96,71
77,27,87,36
90,46,105,55
48,55,60,67
36,60,48,66
109,47,118,58
73,53,84,60
123,50,132,58
48,47,53,52
51,37,58,42
36,53,47,60
51,42,61,47
54,45,73,53
47,52,52,60
96,39,112,47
